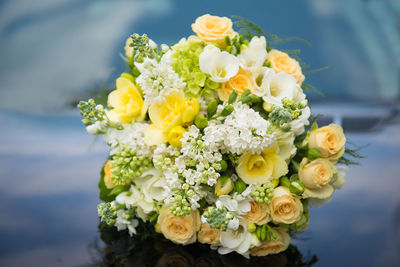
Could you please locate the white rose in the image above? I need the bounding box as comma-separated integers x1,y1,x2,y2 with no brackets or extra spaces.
199,45,239,82
238,36,268,68
134,168,167,202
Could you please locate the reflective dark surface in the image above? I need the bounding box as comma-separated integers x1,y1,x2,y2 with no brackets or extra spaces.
0,0,399,266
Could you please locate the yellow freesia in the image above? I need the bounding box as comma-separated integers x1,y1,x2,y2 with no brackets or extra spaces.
145,91,199,146
167,125,186,147
181,98,200,124
236,144,288,184
107,74,147,123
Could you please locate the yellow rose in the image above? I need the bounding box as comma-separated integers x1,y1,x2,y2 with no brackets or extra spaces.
269,187,303,224
124,37,133,58
103,160,116,189
107,75,147,123
197,223,221,245
308,124,346,162
191,14,236,47
167,125,186,147
181,98,200,123
250,227,290,256
218,68,256,102
299,158,336,199
236,144,288,184
157,206,200,245
243,201,270,225
266,49,305,85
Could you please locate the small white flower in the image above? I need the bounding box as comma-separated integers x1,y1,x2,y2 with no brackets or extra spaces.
262,71,299,106
218,218,252,256
199,45,239,82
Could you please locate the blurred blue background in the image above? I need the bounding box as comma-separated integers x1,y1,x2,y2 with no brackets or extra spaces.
0,0,399,266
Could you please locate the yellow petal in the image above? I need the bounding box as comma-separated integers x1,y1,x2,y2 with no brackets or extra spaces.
107,89,122,108
144,124,167,146
116,77,134,90
268,154,288,179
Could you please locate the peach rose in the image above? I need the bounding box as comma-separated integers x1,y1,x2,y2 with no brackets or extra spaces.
197,223,221,245
266,49,305,85
218,68,256,102
191,14,236,47
269,187,303,224
243,201,270,225
157,206,200,245
308,124,346,162
103,160,116,189
250,227,290,256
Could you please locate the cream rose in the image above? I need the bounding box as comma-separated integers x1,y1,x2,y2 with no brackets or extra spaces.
250,227,290,256
308,124,346,162
157,206,200,245
191,14,236,47
266,49,305,85
243,201,270,225
218,68,256,102
198,223,221,245
299,158,335,199
269,187,303,224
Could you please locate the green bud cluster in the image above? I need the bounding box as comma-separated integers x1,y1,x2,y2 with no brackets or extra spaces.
98,202,117,225
224,35,247,55
255,224,277,241
109,145,152,186
129,33,157,62
268,107,292,130
169,194,191,217
250,183,274,204
202,207,233,231
120,208,136,221
77,99,105,126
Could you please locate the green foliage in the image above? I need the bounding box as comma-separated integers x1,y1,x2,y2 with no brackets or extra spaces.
232,16,266,41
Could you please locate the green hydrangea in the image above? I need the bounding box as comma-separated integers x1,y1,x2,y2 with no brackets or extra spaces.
170,37,219,98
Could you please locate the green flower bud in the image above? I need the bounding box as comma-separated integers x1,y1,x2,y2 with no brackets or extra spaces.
228,90,238,104
215,176,234,196
280,176,291,188
194,115,208,130
221,105,234,116
219,160,228,172
247,223,256,233
289,180,304,195
207,99,218,118
235,179,247,194
263,102,274,113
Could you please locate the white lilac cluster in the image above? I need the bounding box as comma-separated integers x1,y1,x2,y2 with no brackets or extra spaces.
204,102,276,154
135,56,186,105
103,122,152,157
80,14,350,258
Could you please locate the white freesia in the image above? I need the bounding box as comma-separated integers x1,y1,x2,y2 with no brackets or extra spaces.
238,36,267,68
276,131,296,161
262,71,299,106
216,194,251,215
199,45,239,82
116,169,167,221
115,209,139,236
218,218,259,257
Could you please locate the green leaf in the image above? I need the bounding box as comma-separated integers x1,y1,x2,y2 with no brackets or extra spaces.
231,16,266,40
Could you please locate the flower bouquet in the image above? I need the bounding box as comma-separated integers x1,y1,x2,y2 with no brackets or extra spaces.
78,14,352,257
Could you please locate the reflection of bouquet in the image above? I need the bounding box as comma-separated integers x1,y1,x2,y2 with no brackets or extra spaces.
78,14,352,257
92,223,318,266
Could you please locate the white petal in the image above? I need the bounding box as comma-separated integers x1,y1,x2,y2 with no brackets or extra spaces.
199,45,220,74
